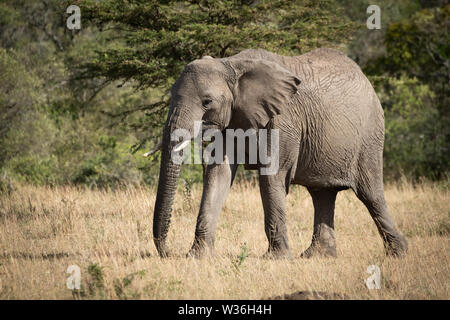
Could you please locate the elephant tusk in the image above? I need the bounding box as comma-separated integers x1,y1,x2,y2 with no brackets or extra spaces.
143,141,162,157
172,140,190,152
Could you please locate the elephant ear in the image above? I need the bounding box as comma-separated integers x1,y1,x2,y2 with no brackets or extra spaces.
226,59,301,128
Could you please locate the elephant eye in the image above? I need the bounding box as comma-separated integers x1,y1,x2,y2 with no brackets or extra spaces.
202,99,212,108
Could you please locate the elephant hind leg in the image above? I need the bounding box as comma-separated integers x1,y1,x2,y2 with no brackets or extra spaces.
353,178,408,257
300,188,338,258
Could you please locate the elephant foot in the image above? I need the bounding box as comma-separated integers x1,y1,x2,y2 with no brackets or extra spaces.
385,234,408,258
262,247,293,260
300,243,337,258
300,228,337,258
301,225,337,258
186,240,214,259
154,240,170,258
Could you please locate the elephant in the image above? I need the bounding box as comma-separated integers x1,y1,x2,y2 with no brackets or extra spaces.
151,48,408,259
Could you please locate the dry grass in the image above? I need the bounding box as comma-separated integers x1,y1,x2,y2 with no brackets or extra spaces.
0,179,448,300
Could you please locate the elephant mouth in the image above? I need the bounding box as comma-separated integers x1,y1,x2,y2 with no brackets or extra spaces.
201,120,222,134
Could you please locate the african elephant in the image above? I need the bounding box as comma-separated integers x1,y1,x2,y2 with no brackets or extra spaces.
151,48,408,259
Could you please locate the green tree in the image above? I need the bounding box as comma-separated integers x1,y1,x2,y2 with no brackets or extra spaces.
375,77,446,179
0,0,149,186
71,0,359,183
75,0,357,133
2,0,446,185
366,5,449,179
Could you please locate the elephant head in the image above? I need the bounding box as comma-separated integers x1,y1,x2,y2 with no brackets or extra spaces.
153,55,300,257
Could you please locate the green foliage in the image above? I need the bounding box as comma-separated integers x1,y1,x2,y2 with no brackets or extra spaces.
77,0,356,87
0,0,447,185
0,48,43,154
87,263,105,297
232,243,248,272
373,77,447,179
340,0,422,67
71,0,359,184
113,270,146,299
0,0,162,187
367,5,449,88
388,6,448,74
73,0,357,147
363,4,449,180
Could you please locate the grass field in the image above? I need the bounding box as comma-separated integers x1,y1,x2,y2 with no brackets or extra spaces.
0,179,448,299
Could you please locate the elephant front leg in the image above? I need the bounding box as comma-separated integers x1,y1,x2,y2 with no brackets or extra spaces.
187,159,238,258
259,172,292,259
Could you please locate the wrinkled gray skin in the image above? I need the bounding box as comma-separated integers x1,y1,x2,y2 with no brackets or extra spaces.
153,48,408,259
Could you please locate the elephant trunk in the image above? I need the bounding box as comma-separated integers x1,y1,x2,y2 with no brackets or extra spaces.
153,104,202,257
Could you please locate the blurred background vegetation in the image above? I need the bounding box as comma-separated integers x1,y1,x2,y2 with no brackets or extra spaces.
0,0,448,188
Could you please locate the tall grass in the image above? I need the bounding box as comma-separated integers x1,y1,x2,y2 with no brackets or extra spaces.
0,180,448,299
